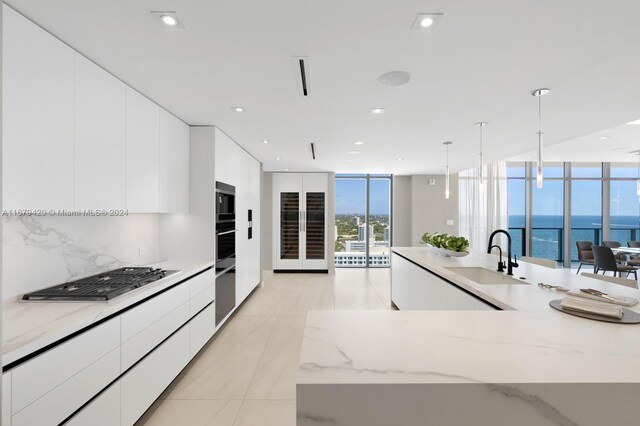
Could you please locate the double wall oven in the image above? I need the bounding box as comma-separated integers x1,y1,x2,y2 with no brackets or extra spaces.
215,181,237,325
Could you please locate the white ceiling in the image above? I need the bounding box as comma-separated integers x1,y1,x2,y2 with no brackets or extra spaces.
8,0,640,174
509,120,640,163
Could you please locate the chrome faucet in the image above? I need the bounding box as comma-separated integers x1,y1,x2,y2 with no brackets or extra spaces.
487,229,519,276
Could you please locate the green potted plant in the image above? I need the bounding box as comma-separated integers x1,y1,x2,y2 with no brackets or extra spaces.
421,232,470,257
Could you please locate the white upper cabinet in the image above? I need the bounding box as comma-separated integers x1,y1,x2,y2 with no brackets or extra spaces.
3,7,75,210
159,109,190,213
125,88,160,212
74,54,126,210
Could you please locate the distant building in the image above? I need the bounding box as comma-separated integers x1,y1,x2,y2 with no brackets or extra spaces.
357,224,374,242
352,216,360,226
334,252,390,267
383,226,390,244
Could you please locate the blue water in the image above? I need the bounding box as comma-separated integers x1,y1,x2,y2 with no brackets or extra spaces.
508,215,640,262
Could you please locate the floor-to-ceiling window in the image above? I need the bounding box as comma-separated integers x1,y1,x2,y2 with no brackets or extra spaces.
531,162,565,262
610,163,640,243
506,161,640,267
570,163,603,262
334,174,392,268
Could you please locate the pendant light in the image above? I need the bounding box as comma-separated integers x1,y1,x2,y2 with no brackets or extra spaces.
443,141,453,199
637,151,640,197
531,88,550,188
476,122,487,190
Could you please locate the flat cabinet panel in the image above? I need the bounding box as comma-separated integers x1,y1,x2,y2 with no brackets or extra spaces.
189,269,215,304
12,348,120,426
248,160,262,287
125,87,160,212
120,301,190,371
391,253,411,310
191,283,215,316
120,284,190,342
121,327,190,426
11,318,120,415
3,7,75,209
190,302,216,357
65,382,121,426
159,109,190,213
214,128,230,185
402,260,494,311
74,54,126,210
3,372,11,426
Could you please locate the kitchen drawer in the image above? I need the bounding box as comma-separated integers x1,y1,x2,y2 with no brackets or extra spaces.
65,381,121,426
189,269,215,299
121,301,190,371
121,326,190,426
190,302,216,356
3,372,12,426
11,318,120,415
121,283,189,342
190,282,215,316
12,347,120,426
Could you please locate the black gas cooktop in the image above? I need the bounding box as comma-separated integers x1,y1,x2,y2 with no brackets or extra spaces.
22,267,178,302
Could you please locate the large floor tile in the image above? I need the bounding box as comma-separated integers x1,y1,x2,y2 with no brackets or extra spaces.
232,400,296,426
137,399,242,426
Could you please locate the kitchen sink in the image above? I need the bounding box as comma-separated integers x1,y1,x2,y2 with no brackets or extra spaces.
444,267,529,285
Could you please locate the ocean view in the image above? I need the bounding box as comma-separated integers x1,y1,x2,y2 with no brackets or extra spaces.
508,215,640,262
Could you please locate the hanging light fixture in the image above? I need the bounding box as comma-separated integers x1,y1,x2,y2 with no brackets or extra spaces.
443,141,453,199
476,122,487,190
636,150,640,197
531,88,550,188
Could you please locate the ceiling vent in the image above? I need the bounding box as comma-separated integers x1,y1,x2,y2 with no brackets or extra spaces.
293,56,311,96
310,142,317,160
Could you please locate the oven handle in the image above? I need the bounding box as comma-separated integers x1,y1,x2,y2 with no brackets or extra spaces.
215,265,236,278
216,229,238,236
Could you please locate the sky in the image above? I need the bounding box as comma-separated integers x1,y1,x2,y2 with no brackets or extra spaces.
335,178,390,215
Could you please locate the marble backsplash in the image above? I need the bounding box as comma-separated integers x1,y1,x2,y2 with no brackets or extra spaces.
3,214,161,300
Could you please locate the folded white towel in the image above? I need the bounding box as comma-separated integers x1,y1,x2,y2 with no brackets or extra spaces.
566,291,639,307
561,295,623,319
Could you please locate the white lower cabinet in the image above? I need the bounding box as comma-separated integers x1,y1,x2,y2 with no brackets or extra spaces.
392,253,495,311
3,372,12,426
190,302,216,357
65,382,121,426
120,327,190,425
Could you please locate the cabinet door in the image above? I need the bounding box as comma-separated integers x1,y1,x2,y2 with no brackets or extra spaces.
74,54,126,210
302,173,328,269
121,327,190,426
159,109,190,213
214,128,230,184
3,7,75,209
125,87,160,212
391,253,411,310
248,160,262,286
65,382,121,426
274,173,303,269
235,150,251,304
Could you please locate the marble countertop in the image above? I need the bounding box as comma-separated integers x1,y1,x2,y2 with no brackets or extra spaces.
3,259,214,367
391,246,640,312
298,310,640,385
299,247,640,386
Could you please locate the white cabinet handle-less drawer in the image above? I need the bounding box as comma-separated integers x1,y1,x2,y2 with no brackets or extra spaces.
11,318,120,416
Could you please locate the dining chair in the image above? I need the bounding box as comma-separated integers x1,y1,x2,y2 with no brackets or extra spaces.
575,241,595,274
602,240,626,262
520,256,556,269
626,241,640,267
580,272,638,289
592,245,638,280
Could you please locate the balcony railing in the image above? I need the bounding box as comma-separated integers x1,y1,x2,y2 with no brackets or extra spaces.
508,227,639,263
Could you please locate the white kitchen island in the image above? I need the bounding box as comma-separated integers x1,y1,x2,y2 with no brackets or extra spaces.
297,247,640,426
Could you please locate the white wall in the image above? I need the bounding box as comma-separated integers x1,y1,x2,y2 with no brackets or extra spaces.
392,176,412,247
2,215,160,300
410,174,460,246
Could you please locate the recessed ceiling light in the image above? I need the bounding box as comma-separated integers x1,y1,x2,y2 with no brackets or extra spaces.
151,11,184,28
412,13,444,31
284,168,289,171
627,119,640,125
161,15,178,26
599,136,609,140
262,140,269,144
275,156,281,161
378,71,411,87
397,157,403,161
347,150,361,155
354,141,365,145
371,108,385,115
232,107,244,112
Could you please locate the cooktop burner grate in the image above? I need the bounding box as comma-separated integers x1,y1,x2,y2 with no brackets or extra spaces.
22,267,178,301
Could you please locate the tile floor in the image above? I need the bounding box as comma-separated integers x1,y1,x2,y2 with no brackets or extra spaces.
137,268,392,426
